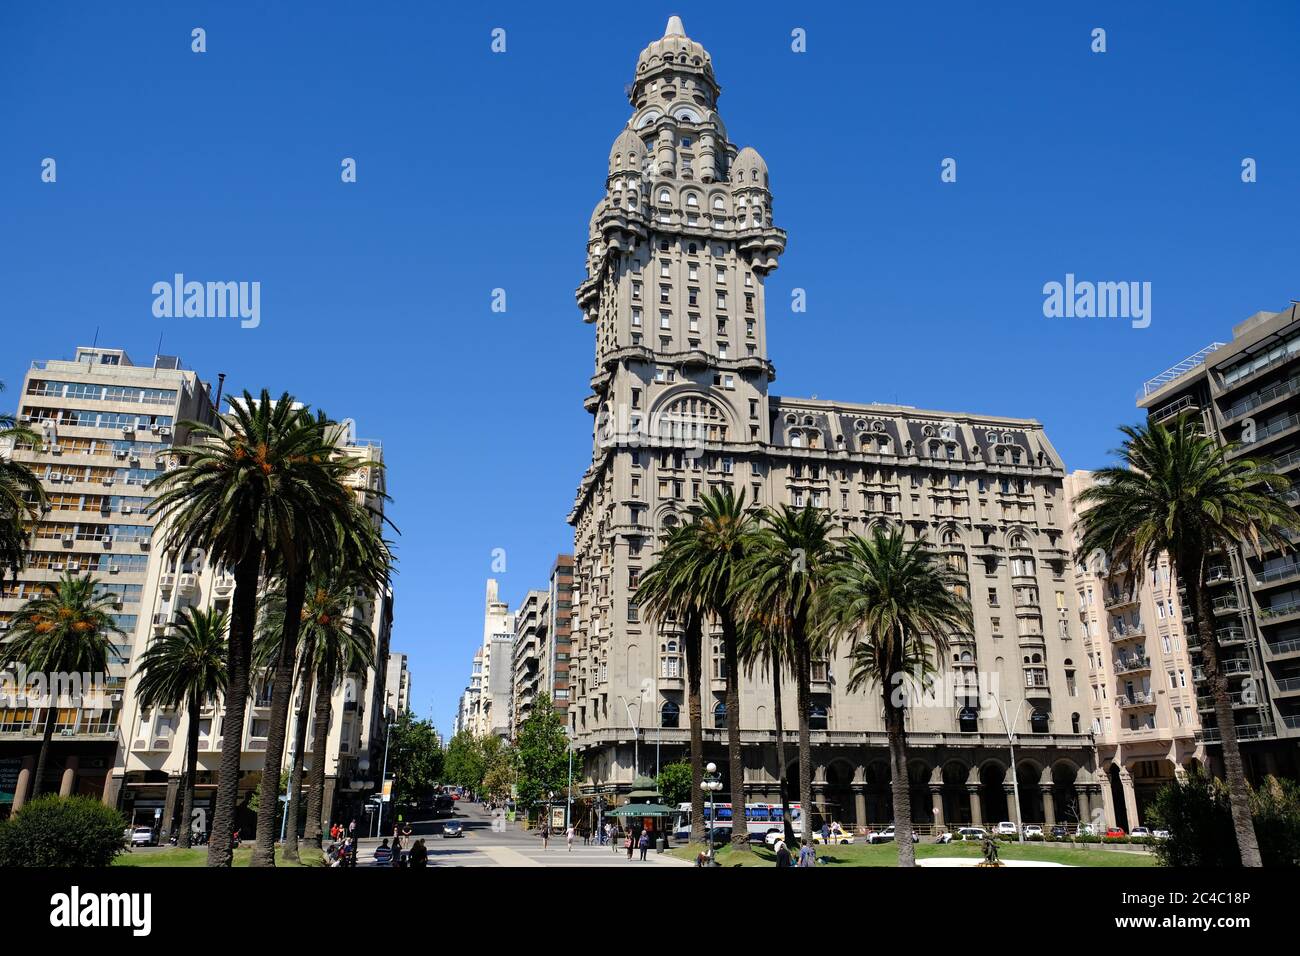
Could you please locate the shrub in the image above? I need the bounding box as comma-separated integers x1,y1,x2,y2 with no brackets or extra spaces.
1147,770,1238,867
0,796,127,867
1251,776,1300,867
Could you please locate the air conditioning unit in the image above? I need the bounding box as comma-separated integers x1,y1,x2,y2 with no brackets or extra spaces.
121,424,134,434
101,535,113,546
150,424,160,434
50,444,62,455
108,565,120,574
102,477,114,486
121,505,133,514
159,426,172,437
114,449,128,459
128,456,140,466
67,562,81,573
110,693,122,705
51,562,64,571
140,540,151,550
59,729,75,737
61,534,73,545
0,621,9,631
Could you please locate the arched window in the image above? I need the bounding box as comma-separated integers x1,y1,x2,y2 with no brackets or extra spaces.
713,700,727,729
661,700,680,729
658,189,671,204
685,193,699,207
1071,712,1081,734
713,196,725,210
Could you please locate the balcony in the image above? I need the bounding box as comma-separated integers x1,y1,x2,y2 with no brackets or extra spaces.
1205,566,1234,585
1104,590,1139,611
1024,681,1051,699
1253,560,1300,589
1230,411,1300,455
1272,676,1300,695
1117,691,1156,708
1109,624,1146,643
1196,723,1274,743
1266,637,1300,659
1114,654,1151,674
1211,595,1240,615
1223,374,1300,422
1193,659,1253,681
1197,691,1257,712
1260,598,1300,622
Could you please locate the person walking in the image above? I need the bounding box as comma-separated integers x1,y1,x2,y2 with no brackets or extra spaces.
638,829,650,862
566,824,576,852
820,821,830,845
610,823,619,853
391,833,404,867
541,823,550,851
775,839,793,868
374,839,392,866
625,829,635,860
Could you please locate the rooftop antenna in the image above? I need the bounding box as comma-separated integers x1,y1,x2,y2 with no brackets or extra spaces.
87,326,99,367
213,372,227,417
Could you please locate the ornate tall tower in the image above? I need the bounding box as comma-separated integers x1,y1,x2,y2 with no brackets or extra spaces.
568,16,785,783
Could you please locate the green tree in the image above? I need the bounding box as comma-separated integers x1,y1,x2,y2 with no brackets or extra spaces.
637,523,708,843
515,694,570,818
0,382,44,584
389,711,445,804
0,574,123,802
443,730,488,792
0,796,127,867
656,761,693,807
150,391,375,866
133,606,228,850
734,504,838,845
821,527,971,866
1074,418,1299,867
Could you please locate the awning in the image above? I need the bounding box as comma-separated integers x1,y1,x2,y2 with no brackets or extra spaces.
606,803,677,817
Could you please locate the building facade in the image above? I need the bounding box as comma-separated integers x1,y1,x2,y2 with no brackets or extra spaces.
0,347,215,815
565,19,1101,829
1137,305,1300,782
386,652,412,716
1065,470,1204,829
510,555,576,738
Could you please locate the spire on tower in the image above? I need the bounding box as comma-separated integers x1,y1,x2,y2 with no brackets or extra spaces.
664,15,685,37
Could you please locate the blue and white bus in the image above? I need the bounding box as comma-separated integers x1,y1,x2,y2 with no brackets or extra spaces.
672,802,803,841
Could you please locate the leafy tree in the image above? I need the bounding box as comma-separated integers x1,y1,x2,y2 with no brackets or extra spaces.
821,527,971,867
0,574,122,802
0,796,127,867
1150,770,1300,867
515,694,570,815
389,712,445,804
1075,418,1299,867
656,761,693,807
443,730,488,792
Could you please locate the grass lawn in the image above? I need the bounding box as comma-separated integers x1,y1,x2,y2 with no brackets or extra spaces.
114,846,324,867
669,840,1157,868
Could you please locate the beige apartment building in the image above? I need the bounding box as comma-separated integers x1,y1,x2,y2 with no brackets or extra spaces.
0,347,215,814
386,653,411,716
1137,305,1300,782
1065,471,1204,830
510,555,576,738
107,412,394,839
565,18,1101,829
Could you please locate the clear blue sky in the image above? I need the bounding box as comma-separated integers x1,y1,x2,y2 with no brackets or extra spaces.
3,2,1298,740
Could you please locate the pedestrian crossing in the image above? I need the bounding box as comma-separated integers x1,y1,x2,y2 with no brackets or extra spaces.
426,840,690,867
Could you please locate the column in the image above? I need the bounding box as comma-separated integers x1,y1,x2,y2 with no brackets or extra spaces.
1003,783,1017,824
160,774,180,840
853,789,867,829
966,785,983,826
1097,775,1117,829
59,755,79,798
930,785,945,829
12,756,35,812
1074,786,1091,826
1119,769,1140,829
1040,785,1056,828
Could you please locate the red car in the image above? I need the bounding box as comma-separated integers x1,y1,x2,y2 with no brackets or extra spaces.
1106,827,1126,838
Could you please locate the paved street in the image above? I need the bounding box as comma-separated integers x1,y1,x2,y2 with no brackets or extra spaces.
352,803,690,867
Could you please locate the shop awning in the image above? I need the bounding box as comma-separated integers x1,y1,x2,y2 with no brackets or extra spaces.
606,803,677,817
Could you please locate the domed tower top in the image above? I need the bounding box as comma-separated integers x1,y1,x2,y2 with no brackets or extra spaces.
731,146,769,190
607,127,646,177
630,16,718,108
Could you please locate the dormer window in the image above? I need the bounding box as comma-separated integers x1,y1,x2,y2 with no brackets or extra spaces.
658,189,671,204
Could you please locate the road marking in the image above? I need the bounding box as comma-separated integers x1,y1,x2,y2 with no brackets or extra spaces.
480,845,542,867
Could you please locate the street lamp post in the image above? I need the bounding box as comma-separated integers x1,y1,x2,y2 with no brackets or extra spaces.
375,701,394,838
617,695,640,777
702,761,723,851
278,743,296,843
995,696,1029,844
565,729,574,830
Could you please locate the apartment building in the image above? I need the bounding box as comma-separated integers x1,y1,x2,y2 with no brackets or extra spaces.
510,555,576,738
1065,471,1204,829
109,414,393,838
512,590,546,735
453,649,482,737
0,347,215,815
565,19,1100,828
1137,304,1300,781
386,653,412,716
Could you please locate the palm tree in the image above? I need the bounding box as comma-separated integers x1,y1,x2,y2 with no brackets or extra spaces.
149,389,355,866
133,607,228,849
299,572,377,850
659,487,755,850
734,504,839,847
0,574,123,801
736,615,794,845
636,524,708,845
821,527,971,866
1074,418,1300,867
0,382,44,584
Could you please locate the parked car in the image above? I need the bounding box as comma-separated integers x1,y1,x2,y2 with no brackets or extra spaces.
1050,825,1069,840
817,828,856,845
1023,824,1044,839
442,820,464,838
1152,829,1170,840
995,821,1018,836
708,826,732,847
130,826,154,847
954,827,989,842
1076,823,1096,836
763,829,785,847
1130,826,1151,838
1106,827,1126,838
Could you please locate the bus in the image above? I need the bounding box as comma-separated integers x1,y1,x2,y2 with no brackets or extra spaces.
671,802,803,841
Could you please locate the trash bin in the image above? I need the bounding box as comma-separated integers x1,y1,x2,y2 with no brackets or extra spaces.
659,832,669,852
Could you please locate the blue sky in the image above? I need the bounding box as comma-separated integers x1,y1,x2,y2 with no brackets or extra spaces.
3,2,1298,739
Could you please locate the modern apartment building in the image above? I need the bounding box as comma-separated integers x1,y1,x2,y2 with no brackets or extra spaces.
1065,471,1204,828
512,590,546,735
1137,304,1300,782
565,18,1100,829
461,580,514,741
108,414,393,839
0,347,215,815
510,555,576,738
386,653,411,716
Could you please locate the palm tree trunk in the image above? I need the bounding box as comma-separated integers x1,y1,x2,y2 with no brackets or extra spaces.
1182,560,1262,866
30,705,57,800
721,612,748,851
282,636,316,863
794,638,813,846
770,658,796,846
250,567,309,867
884,674,916,867
684,611,706,845
303,657,335,849
207,548,261,867
178,690,200,850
